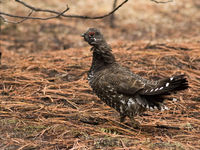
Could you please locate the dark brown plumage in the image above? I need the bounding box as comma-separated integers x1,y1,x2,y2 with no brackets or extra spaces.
81,28,189,127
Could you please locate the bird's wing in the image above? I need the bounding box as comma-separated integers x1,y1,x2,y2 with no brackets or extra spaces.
99,72,145,95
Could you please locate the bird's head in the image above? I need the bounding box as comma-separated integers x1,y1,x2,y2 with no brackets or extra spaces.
81,28,115,63
81,28,105,47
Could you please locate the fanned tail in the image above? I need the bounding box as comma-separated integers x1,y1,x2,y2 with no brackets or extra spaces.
140,74,189,96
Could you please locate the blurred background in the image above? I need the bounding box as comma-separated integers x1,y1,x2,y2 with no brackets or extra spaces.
1,0,200,53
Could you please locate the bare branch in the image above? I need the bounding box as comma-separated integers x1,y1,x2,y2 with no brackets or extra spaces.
151,0,173,4
0,10,33,24
0,4,70,23
15,0,68,15
0,0,128,24
65,0,128,19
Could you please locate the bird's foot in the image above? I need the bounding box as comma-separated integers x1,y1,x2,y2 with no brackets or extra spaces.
120,115,126,123
130,119,140,129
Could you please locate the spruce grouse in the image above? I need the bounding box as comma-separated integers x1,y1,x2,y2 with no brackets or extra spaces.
81,28,189,127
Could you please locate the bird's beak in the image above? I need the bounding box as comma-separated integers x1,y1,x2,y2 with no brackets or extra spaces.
81,33,85,37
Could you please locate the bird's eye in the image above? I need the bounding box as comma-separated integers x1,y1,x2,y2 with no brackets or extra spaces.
88,32,95,37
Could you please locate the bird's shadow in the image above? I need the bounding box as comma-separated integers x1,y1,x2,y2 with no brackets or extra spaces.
107,119,184,136
122,123,186,137
79,116,186,137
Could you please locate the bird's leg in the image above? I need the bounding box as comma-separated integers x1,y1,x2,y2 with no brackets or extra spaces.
130,117,140,128
120,114,126,123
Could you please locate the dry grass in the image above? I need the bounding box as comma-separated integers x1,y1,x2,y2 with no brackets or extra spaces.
1,41,200,149
0,0,200,149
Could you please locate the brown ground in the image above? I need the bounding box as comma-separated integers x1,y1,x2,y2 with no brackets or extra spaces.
0,0,200,149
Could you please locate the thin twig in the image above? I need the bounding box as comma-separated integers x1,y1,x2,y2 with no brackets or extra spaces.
0,5,69,22
65,0,128,19
0,10,33,24
15,0,65,14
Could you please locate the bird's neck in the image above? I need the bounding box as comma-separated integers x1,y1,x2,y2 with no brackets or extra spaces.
89,44,116,73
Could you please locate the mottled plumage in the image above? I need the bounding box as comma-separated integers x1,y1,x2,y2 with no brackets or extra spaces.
81,28,189,127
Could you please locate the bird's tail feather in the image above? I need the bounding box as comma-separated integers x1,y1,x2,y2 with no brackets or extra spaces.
139,74,189,96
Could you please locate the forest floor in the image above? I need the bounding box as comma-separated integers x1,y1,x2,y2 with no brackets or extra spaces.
0,0,200,149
